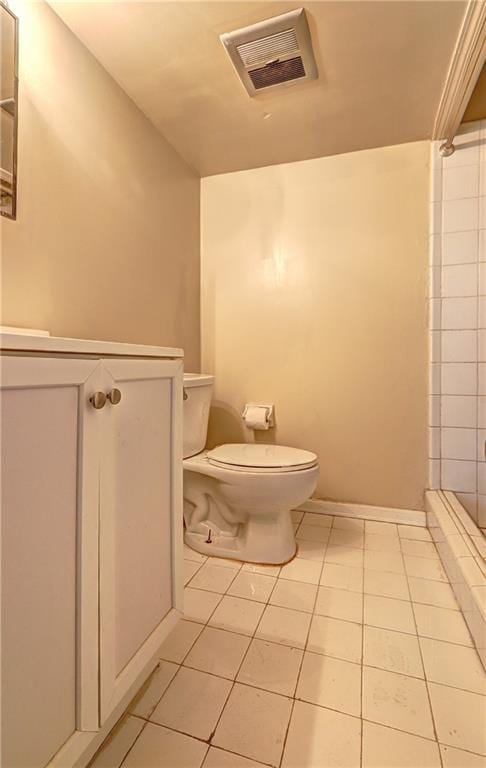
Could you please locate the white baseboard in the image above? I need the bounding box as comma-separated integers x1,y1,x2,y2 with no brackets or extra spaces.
298,498,426,527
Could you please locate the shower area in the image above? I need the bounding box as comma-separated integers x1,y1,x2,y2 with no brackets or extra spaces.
428,120,486,537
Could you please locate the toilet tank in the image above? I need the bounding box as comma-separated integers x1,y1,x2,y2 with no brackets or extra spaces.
183,373,214,458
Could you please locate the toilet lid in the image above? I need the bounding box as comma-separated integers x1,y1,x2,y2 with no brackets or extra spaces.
207,444,318,472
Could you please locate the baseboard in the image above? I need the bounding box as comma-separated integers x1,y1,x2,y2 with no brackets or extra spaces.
298,498,426,527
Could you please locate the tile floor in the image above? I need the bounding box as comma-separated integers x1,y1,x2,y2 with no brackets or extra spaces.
91,513,486,768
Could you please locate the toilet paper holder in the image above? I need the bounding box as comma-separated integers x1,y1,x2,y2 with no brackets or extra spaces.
242,403,275,430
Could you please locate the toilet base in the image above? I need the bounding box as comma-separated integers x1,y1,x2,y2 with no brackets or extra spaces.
184,512,297,565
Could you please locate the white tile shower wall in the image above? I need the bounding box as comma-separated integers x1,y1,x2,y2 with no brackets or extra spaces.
429,122,486,525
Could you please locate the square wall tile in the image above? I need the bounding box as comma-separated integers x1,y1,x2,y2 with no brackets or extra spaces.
443,164,479,200
442,230,478,265
441,363,477,395
442,198,479,233
441,395,477,427
441,263,477,297
430,362,440,394
480,263,486,295
441,330,477,362
441,427,477,460
440,459,477,492
479,297,486,328
442,297,477,329
430,330,441,363
429,266,441,298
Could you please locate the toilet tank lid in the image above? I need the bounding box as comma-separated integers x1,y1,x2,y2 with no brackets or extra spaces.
207,443,318,469
184,373,214,387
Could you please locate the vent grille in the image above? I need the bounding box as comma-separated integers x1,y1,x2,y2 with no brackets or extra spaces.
249,57,305,89
220,8,318,96
236,28,299,67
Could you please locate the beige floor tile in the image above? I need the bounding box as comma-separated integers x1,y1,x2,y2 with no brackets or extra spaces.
296,651,361,716
364,549,405,574
188,563,237,594
400,539,439,559
184,545,208,563
227,572,276,603
296,524,331,543
315,585,363,623
302,512,333,528
332,516,365,531
206,557,242,571
429,683,486,755
362,721,441,768
91,715,145,768
421,637,486,695
325,545,364,568
278,558,322,584
398,525,432,542
281,700,361,768
242,562,281,577
364,594,416,634
209,596,265,637
320,562,364,592
203,747,267,768
129,661,179,718
413,603,473,646
440,745,486,768
362,666,435,739
364,570,409,600
408,577,459,610
269,579,317,613
328,528,364,549
363,626,424,678
151,667,231,741
184,627,251,680
213,683,292,768
296,539,327,561
237,638,303,696
183,588,222,624
159,620,204,663
365,521,399,537
404,555,447,582
291,509,304,524
185,560,203,585
122,723,207,768
364,533,401,552
307,614,362,663
256,605,311,649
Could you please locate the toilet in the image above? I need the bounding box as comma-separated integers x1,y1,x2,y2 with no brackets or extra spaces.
183,373,319,564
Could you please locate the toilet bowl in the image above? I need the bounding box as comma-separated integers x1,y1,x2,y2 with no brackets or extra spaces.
182,374,319,564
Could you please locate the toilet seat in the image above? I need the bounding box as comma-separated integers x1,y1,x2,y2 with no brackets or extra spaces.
206,443,318,473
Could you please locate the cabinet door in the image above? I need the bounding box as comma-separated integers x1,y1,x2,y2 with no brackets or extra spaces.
0,357,101,768
99,358,183,723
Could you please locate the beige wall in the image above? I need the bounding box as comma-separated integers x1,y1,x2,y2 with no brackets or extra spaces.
1,1,200,368
464,64,486,122
201,142,429,510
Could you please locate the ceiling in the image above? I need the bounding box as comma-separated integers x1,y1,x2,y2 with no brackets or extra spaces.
50,1,467,176
464,64,486,122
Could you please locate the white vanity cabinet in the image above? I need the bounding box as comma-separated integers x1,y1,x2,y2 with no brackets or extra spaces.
0,335,183,768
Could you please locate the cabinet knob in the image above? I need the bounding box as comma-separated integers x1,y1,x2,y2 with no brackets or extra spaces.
90,391,107,409
107,388,122,405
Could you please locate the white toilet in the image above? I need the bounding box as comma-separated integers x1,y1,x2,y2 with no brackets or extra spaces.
183,373,319,564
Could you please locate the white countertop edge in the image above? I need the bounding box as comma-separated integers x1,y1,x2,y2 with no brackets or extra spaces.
0,333,183,358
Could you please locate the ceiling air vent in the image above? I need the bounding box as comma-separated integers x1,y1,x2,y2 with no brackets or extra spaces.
220,8,318,97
